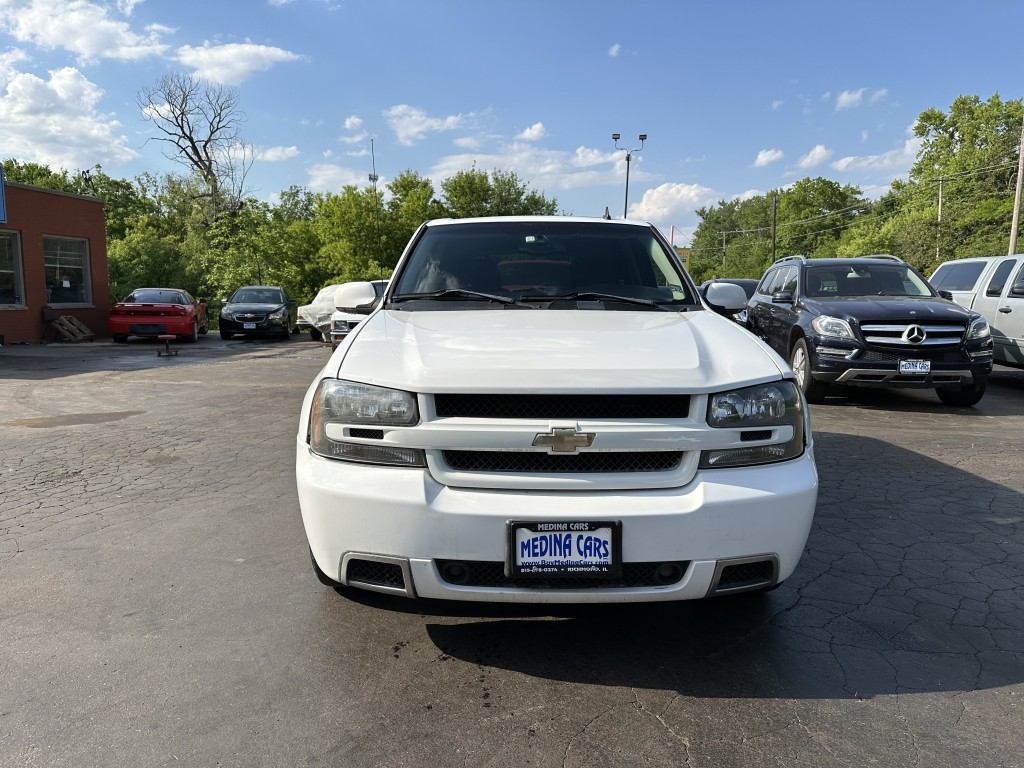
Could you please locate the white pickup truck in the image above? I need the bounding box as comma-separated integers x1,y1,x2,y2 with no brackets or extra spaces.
930,255,1024,368
296,216,818,604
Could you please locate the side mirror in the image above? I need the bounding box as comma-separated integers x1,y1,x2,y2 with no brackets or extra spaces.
938,289,954,301
1011,281,1024,297
771,290,794,304
335,282,379,314
704,282,747,312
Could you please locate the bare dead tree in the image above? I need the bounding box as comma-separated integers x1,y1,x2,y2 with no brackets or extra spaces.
138,73,254,216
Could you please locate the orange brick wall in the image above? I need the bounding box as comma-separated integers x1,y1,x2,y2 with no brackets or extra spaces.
0,182,109,344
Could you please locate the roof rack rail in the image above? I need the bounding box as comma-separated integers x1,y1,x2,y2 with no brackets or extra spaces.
772,255,808,265
860,254,904,263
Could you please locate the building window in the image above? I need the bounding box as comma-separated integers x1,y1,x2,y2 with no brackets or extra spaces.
43,236,91,305
0,231,24,306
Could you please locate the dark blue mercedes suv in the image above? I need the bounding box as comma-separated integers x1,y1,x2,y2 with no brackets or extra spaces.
745,255,993,406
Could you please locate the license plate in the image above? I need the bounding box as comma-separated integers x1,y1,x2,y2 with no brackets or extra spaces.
899,359,931,374
243,322,256,330
508,521,621,578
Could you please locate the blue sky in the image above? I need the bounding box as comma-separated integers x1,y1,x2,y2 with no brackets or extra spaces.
1,0,1021,245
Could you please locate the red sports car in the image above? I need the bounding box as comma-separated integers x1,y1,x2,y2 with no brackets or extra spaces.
109,288,209,343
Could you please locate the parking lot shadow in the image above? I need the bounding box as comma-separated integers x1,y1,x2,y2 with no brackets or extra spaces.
413,431,1023,700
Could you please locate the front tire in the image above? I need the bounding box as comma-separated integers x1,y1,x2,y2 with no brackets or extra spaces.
790,338,829,404
309,328,323,342
112,334,128,344
936,377,986,407
220,329,232,340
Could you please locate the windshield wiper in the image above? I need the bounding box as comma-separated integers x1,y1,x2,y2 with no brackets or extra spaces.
391,289,516,305
528,291,672,311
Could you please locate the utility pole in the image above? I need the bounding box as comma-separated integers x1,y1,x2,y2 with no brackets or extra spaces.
1010,111,1024,255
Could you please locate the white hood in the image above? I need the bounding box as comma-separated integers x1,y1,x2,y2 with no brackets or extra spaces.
327,309,788,393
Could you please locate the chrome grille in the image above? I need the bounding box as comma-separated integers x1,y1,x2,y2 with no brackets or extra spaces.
433,393,690,419
860,323,965,347
442,450,684,474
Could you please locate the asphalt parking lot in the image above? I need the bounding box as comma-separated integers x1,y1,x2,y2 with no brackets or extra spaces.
1,336,1023,768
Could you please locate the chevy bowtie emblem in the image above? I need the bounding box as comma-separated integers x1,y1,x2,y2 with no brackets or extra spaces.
533,428,596,453
903,324,927,344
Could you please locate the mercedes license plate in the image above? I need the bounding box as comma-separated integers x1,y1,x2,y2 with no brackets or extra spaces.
508,521,621,578
899,359,931,374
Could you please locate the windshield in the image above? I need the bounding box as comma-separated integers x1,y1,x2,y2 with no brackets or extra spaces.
230,288,284,304
391,221,695,308
126,289,187,304
804,264,934,298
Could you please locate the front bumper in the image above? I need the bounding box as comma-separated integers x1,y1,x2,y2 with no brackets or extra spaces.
808,339,993,389
296,443,818,603
220,316,289,336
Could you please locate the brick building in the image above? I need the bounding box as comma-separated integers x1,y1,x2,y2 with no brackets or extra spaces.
0,180,110,345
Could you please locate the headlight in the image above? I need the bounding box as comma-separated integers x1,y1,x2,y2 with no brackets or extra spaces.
309,380,425,467
270,308,287,321
700,381,805,468
221,310,236,321
810,314,855,340
967,315,991,340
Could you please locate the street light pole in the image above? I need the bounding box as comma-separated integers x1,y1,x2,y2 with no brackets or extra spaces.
612,133,646,218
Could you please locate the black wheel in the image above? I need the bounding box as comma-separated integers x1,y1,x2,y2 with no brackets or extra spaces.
280,324,291,340
790,338,829,404
112,334,128,344
936,377,986,407
310,549,340,587
183,319,199,343
309,328,323,342
220,329,232,340
199,317,209,335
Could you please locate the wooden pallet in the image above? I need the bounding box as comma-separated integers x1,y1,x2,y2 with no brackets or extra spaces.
51,315,95,342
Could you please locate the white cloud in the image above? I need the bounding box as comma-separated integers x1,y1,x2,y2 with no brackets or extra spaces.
0,0,170,61
629,182,720,223
116,0,144,15
797,144,833,169
516,122,546,141
754,148,784,167
343,115,363,131
453,136,481,149
384,104,468,146
836,88,865,110
831,137,921,175
176,41,300,84
771,100,784,110
306,163,366,192
258,145,299,162
835,88,886,111
0,65,138,169
608,43,621,57
734,189,764,202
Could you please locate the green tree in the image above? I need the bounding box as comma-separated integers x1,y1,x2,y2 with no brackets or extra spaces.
899,94,1024,263
438,168,558,218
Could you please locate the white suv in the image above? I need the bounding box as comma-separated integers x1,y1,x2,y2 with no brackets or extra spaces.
296,217,817,603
